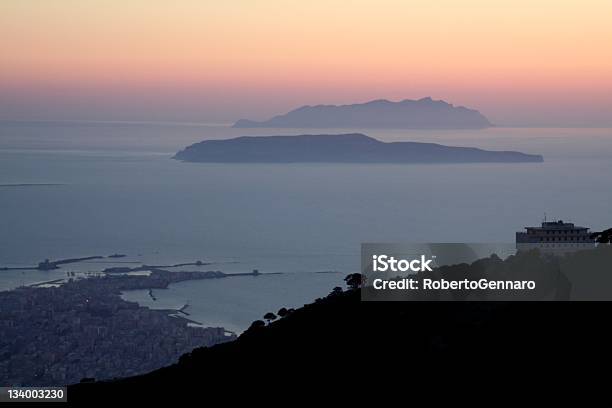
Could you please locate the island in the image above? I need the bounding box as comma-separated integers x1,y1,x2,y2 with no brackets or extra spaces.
233,97,492,129
173,133,543,163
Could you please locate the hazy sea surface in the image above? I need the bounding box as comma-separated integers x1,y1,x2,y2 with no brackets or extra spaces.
2,121,612,331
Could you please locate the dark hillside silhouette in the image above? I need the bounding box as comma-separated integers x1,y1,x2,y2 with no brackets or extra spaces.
70,247,612,403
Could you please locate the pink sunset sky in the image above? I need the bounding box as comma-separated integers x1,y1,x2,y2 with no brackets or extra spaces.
1,0,611,126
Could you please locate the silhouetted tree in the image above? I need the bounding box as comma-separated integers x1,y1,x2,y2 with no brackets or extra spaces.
330,286,343,296
277,307,288,318
246,320,266,333
591,228,612,244
344,273,364,290
263,312,277,324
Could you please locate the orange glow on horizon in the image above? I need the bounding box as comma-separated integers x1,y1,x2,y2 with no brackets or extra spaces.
1,0,611,124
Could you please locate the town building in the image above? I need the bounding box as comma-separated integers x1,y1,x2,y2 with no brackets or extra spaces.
516,220,596,254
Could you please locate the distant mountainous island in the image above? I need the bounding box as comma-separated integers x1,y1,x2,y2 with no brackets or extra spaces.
173,133,542,164
233,97,492,129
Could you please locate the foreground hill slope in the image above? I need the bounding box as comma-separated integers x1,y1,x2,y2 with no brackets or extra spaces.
233,97,492,129
173,133,543,163
71,279,611,402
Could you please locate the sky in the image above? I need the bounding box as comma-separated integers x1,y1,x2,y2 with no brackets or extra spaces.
1,0,611,126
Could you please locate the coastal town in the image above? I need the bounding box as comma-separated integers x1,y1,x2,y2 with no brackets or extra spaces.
0,269,242,386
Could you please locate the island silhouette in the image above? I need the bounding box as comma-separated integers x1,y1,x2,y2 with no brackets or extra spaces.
233,97,492,129
173,133,542,163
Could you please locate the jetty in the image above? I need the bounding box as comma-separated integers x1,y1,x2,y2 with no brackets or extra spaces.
1,256,104,271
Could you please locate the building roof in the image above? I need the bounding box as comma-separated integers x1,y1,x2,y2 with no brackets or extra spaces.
524,220,589,231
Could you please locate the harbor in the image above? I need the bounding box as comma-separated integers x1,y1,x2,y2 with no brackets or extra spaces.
0,268,241,386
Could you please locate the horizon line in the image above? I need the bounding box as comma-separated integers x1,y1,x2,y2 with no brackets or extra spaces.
1,119,612,129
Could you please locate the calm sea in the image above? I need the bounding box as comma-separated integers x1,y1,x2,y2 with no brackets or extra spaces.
1,121,611,331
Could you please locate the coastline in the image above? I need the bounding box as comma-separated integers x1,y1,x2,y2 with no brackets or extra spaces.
0,269,253,386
